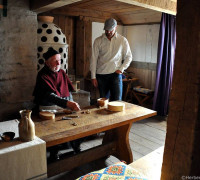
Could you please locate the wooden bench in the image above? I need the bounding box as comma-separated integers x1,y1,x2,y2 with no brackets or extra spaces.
129,146,164,180
76,146,164,180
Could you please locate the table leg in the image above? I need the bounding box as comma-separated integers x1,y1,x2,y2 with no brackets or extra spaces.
103,122,133,164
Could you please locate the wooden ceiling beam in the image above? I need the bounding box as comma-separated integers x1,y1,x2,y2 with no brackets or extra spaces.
118,10,161,25
68,0,111,8
49,7,123,24
50,6,112,18
106,6,143,14
115,0,176,15
67,0,144,14
30,0,83,13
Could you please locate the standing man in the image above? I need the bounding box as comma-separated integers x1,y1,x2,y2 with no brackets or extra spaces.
33,47,80,111
90,18,132,101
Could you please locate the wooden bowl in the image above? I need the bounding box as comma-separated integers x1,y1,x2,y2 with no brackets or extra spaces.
39,111,55,120
97,98,108,107
0,132,15,142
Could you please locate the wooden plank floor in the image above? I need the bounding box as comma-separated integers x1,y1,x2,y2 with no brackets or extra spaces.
47,115,167,180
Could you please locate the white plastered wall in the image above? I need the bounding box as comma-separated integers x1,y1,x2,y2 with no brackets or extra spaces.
92,22,159,63
123,25,159,63
92,22,160,90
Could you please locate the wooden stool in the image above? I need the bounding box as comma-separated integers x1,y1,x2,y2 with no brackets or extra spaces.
122,78,139,101
132,87,154,106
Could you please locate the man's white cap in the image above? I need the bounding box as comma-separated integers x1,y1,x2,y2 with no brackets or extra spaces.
104,18,117,31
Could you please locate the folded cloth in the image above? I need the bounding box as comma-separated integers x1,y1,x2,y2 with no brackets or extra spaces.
133,87,154,95
76,162,147,180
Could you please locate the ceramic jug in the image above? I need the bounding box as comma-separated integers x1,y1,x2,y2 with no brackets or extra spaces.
19,110,35,141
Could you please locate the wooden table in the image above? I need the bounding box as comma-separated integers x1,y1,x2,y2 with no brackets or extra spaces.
123,78,139,101
34,101,156,177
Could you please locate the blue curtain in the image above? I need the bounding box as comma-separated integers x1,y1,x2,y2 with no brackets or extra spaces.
153,13,176,116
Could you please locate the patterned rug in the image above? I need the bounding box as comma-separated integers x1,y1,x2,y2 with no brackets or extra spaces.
77,162,147,180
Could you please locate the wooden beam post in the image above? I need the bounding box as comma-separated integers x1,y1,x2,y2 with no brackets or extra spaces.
161,0,200,179
75,17,92,77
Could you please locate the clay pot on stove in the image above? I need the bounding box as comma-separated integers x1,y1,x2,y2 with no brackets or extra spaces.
19,110,35,141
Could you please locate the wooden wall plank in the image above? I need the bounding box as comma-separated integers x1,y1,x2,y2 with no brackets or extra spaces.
64,16,75,72
129,67,156,90
53,15,59,27
76,18,86,77
76,19,92,77
58,15,66,34
84,20,92,77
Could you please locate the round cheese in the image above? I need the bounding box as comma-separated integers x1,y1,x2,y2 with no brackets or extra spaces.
107,102,125,112
39,111,55,120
